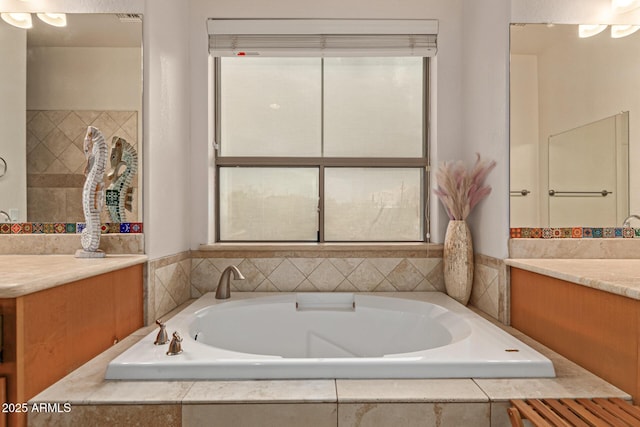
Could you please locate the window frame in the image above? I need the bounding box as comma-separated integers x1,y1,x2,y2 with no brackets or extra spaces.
213,57,431,243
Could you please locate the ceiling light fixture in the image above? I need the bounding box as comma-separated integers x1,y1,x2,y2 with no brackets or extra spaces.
612,0,640,14
611,24,640,37
0,12,32,29
36,13,67,27
578,24,608,38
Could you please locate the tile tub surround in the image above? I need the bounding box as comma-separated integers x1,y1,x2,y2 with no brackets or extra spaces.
0,233,144,255
146,251,192,325
470,254,508,324
0,254,147,298
191,244,446,297
192,244,507,324
28,296,629,427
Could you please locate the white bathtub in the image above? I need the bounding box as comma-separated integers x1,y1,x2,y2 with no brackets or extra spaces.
105,292,555,380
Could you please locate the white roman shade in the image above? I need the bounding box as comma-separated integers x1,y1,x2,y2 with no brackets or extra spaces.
208,19,438,57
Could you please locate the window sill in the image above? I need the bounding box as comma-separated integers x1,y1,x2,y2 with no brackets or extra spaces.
195,242,443,257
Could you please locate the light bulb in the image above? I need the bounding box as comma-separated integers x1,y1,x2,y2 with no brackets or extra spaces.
1,12,32,29
36,13,67,28
578,24,608,38
611,24,640,37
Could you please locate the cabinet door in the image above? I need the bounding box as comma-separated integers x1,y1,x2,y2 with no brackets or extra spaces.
113,264,144,341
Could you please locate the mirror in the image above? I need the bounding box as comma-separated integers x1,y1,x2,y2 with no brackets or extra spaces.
510,23,636,228
0,13,142,224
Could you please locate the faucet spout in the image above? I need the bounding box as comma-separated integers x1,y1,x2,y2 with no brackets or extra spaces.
623,214,640,228
215,265,245,299
0,210,11,222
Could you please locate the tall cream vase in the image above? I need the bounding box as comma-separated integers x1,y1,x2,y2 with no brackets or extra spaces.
443,220,474,305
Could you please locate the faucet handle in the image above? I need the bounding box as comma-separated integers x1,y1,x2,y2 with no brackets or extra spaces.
154,319,168,345
166,331,183,356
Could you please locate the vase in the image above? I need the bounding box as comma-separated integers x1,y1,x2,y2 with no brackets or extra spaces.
443,220,474,305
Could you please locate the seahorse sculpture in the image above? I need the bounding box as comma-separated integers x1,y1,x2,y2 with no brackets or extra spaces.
75,126,107,258
106,136,138,223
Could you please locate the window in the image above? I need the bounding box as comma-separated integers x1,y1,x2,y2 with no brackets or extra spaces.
214,57,429,242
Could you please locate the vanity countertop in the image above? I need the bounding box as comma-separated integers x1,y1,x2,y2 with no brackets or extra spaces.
505,258,640,300
0,254,147,298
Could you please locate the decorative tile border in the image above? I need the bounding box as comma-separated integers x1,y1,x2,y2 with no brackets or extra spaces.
510,227,639,239
0,222,143,234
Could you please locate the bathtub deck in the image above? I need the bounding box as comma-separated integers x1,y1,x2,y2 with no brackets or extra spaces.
28,296,630,427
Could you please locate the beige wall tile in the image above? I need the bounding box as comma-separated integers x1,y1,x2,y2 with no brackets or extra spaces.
386,259,424,291
336,379,488,403
28,404,181,427
338,402,490,427
347,260,385,291
268,259,306,291
191,259,221,296
183,380,336,403
58,112,87,141
235,259,266,291
370,258,403,276
249,257,284,276
307,259,345,291
183,403,336,427
290,257,324,275
330,258,364,276
28,112,56,140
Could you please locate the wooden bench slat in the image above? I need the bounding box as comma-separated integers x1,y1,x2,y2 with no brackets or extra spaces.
543,399,591,427
528,399,571,427
592,398,640,426
577,398,630,427
610,398,640,421
507,407,525,427
511,399,553,427
509,398,640,427
560,399,611,427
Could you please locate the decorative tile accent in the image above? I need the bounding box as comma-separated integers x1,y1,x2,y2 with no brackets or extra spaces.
0,222,142,234
511,227,639,239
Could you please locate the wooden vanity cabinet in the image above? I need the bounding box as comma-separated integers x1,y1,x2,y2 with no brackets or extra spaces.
511,267,640,403
0,264,143,427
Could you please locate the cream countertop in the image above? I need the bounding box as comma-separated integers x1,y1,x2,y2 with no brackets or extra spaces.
505,258,640,300
0,254,147,298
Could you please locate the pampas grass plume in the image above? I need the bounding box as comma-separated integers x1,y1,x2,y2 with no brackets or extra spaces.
433,153,496,220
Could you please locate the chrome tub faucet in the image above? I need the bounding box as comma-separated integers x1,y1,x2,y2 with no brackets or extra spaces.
215,265,245,299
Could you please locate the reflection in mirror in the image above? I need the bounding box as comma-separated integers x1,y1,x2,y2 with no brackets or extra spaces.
0,13,142,224
510,24,636,228
547,112,628,227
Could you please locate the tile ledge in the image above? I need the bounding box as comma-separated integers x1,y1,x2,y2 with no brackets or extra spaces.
198,243,442,252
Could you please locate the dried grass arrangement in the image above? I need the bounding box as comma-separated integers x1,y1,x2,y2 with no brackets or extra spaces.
434,153,496,220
